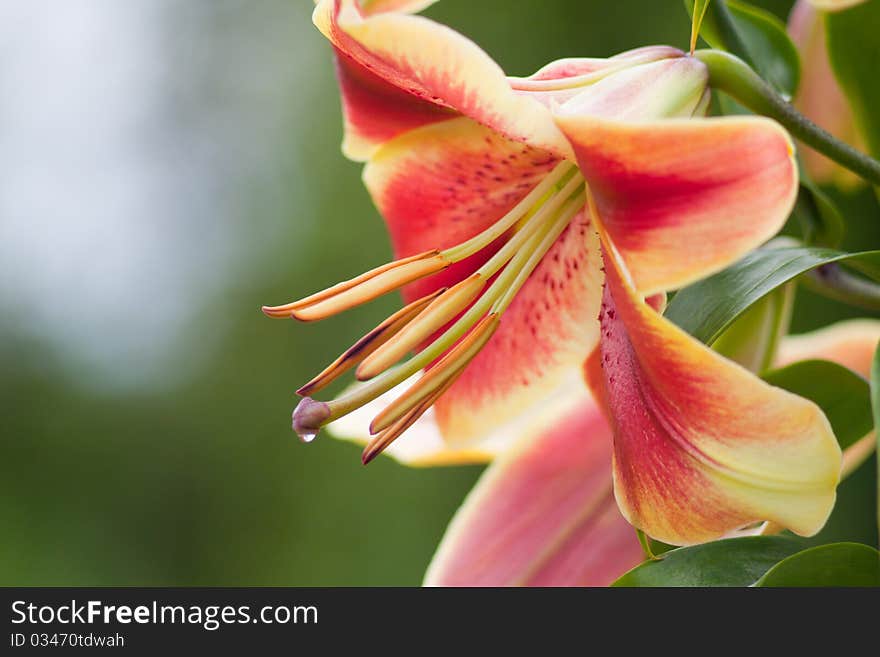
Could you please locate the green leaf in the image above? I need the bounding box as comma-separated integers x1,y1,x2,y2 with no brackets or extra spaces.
754,542,880,587
690,0,713,53
613,536,803,587
665,246,880,346
870,341,880,539
763,359,872,450
684,0,801,98
826,1,880,158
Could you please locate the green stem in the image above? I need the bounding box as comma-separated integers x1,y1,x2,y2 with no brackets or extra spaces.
803,264,880,312
695,49,880,187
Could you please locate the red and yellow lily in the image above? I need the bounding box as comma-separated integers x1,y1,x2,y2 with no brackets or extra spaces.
265,1,842,547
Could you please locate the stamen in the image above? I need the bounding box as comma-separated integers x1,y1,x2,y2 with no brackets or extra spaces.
355,274,486,381
360,366,465,465
358,194,581,459
263,163,578,323
369,314,500,434
296,287,447,396
324,185,587,426
261,250,448,320
474,171,584,279
440,161,574,262
276,162,590,451
492,191,586,314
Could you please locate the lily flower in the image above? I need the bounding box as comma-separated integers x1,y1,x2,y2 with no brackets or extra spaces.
788,0,867,187
265,0,841,545
419,319,879,587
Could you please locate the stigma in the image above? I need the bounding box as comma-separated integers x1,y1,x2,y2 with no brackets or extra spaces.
267,160,586,462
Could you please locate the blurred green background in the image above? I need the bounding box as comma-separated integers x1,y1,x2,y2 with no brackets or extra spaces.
1,0,875,586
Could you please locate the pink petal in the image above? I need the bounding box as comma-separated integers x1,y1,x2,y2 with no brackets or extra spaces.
425,387,643,586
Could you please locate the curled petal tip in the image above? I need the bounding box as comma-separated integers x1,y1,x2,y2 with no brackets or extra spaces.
292,397,332,443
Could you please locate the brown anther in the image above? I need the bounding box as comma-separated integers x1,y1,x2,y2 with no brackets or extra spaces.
296,288,447,397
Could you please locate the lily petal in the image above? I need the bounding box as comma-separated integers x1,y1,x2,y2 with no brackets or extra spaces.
778,319,880,475
313,0,569,160
777,319,880,378
598,236,841,545
363,116,560,302
555,115,797,295
357,0,440,15
425,385,643,586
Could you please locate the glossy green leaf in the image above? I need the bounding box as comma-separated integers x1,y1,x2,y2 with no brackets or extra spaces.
754,542,880,587
826,1,880,158
612,536,803,587
763,359,872,450
665,246,880,346
684,0,801,98
870,341,880,538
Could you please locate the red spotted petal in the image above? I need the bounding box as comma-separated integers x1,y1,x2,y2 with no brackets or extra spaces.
555,115,798,294
598,237,841,545
425,389,643,586
433,212,602,443
363,117,561,301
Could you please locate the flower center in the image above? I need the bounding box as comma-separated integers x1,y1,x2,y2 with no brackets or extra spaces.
264,161,585,461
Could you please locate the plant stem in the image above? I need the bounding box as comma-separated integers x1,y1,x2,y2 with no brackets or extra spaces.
695,49,880,187
802,263,880,312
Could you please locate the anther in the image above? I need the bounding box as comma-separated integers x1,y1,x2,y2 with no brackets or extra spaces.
261,250,448,321
356,274,486,381
369,314,500,435
296,288,447,397
361,368,465,465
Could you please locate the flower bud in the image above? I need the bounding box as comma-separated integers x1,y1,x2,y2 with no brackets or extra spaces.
556,55,709,122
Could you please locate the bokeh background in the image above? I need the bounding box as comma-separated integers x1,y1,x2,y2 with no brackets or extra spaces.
1,0,876,585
